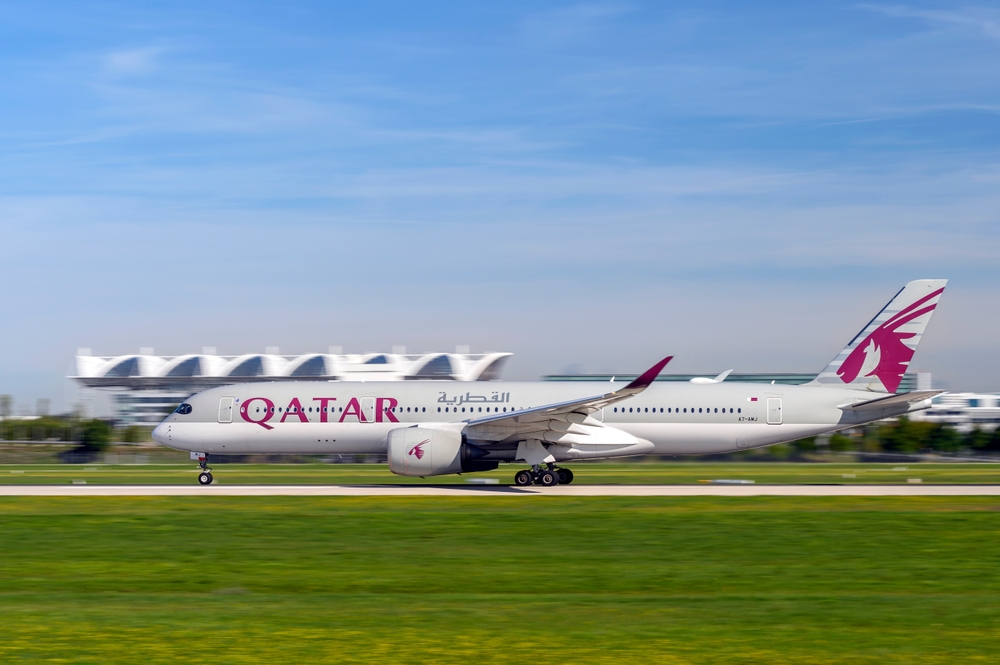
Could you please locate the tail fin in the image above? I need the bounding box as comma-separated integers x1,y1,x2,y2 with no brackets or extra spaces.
811,279,947,393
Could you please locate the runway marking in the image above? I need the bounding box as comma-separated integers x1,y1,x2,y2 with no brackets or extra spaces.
1,485,999,497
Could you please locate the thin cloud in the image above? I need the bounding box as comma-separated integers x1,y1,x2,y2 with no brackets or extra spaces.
103,47,164,76
859,4,1000,39
519,3,635,47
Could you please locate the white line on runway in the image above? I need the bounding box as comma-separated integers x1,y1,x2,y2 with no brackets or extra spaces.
1,485,999,497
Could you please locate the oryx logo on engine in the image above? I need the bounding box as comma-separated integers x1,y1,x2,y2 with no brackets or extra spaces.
408,440,429,460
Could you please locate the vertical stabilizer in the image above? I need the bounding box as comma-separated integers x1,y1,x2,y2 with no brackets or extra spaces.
811,279,947,393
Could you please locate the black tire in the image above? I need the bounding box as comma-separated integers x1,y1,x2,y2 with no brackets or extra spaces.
198,472,213,485
514,470,533,486
557,468,574,485
539,470,557,487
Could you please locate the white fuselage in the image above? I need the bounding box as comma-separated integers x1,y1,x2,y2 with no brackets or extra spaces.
152,380,918,459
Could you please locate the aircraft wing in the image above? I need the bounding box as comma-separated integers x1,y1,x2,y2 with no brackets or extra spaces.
838,390,945,413
461,356,671,448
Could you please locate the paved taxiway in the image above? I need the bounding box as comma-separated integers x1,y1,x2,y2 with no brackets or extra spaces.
2,484,999,496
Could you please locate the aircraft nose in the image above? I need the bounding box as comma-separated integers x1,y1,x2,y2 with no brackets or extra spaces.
151,422,168,445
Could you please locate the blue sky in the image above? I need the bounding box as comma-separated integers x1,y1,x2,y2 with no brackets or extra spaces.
1,1,998,413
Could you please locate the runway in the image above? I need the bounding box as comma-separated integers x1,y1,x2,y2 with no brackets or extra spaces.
2,484,999,496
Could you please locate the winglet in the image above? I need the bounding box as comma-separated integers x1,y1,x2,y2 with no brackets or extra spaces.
623,356,673,392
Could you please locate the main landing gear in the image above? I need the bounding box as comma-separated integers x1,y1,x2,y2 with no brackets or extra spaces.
195,453,214,485
514,464,574,487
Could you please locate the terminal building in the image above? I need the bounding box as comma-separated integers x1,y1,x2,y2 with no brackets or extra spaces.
71,349,511,426
912,393,1000,433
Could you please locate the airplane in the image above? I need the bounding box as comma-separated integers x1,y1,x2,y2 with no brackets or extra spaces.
152,279,947,486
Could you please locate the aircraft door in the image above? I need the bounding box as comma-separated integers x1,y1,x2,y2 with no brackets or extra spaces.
766,398,782,425
218,396,235,423
361,397,376,423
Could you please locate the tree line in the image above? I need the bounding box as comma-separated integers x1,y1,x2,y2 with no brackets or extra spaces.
0,416,152,448
760,417,1000,460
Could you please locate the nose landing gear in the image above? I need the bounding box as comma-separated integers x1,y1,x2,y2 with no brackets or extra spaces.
513,464,573,487
194,453,214,485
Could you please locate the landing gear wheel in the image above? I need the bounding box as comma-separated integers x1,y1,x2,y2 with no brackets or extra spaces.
195,453,213,485
538,470,558,487
514,470,533,486
556,468,574,485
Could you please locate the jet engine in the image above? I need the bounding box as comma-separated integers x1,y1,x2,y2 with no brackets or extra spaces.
387,427,499,477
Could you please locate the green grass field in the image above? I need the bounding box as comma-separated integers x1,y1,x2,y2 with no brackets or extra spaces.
2,461,1000,485
0,496,998,663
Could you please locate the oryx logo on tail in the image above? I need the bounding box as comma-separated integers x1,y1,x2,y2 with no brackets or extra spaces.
837,287,944,392
811,280,947,393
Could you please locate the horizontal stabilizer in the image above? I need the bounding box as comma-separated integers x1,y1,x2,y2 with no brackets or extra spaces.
838,390,945,413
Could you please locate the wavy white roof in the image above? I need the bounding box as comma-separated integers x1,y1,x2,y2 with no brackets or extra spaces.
71,351,511,389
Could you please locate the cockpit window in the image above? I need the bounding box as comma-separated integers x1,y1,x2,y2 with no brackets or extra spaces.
175,403,193,415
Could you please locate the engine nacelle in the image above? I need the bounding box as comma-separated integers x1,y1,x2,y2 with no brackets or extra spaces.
387,427,498,477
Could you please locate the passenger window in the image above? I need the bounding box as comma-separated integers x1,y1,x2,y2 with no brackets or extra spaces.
738,408,741,413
